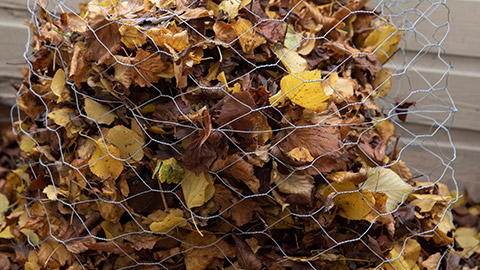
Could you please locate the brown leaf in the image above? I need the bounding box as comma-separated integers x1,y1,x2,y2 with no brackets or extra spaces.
211,154,260,194
395,98,416,122
257,21,285,42
214,21,237,45
230,198,262,226
84,18,121,65
181,232,235,270
233,235,263,270
215,91,271,145
132,49,168,87
272,120,347,174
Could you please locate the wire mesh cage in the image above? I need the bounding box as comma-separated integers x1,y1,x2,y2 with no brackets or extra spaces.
8,0,457,269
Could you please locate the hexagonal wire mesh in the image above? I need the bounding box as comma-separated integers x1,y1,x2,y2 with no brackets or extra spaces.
11,0,456,269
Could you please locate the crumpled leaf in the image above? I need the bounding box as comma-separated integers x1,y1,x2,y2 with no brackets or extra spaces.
422,252,442,270
42,185,58,200
84,98,116,125
84,18,122,65
271,162,314,198
270,69,330,112
119,23,147,49
181,171,215,209
150,210,187,233
323,181,375,220
362,167,413,212
288,147,314,162
89,138,124,180
182,232,235,270
106,125,145,162
231,18,265,52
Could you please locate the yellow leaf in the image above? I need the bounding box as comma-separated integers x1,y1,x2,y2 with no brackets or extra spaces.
217,71,240,93
0,226,14,239
231,18,265,52
106,125,145,162
364,25,402,64
218,0,251,20
374,68,393,98
323,181,375,220
150,213,187,233
24,251,40,270
384,240,421,270
271,162,314,198
362,167,413,212
20,135,36,153
42,185,58,200
84,97,116,125
455,227,480,258
0,193,9,219
101,221,122,240
270,69,330,112
373,117,396,140
145,27,189,53
272,46,307,74
47,107,74,126
288,147,314,162
119,23,147,49
89,138,124,180
422,252,442,270
181,171,215,209
51,69,70,103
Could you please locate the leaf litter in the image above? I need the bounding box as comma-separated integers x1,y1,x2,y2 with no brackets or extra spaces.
0,0,469,269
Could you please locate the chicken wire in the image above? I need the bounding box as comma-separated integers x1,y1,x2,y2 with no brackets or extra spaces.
10,0,457,269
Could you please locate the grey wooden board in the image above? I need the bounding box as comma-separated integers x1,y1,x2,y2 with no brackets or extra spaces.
397,122,480,201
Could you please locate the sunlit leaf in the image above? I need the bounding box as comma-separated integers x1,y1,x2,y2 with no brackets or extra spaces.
270,69,330,111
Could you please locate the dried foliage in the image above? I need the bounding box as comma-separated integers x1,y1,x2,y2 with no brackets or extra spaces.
0,0,466,269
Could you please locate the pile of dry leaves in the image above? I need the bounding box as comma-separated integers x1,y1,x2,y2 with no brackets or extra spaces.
0,0,470,269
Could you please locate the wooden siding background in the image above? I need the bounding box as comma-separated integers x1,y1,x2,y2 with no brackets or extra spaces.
0,0,478,198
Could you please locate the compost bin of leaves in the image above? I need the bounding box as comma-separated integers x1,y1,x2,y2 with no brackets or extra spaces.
0,0,459,269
